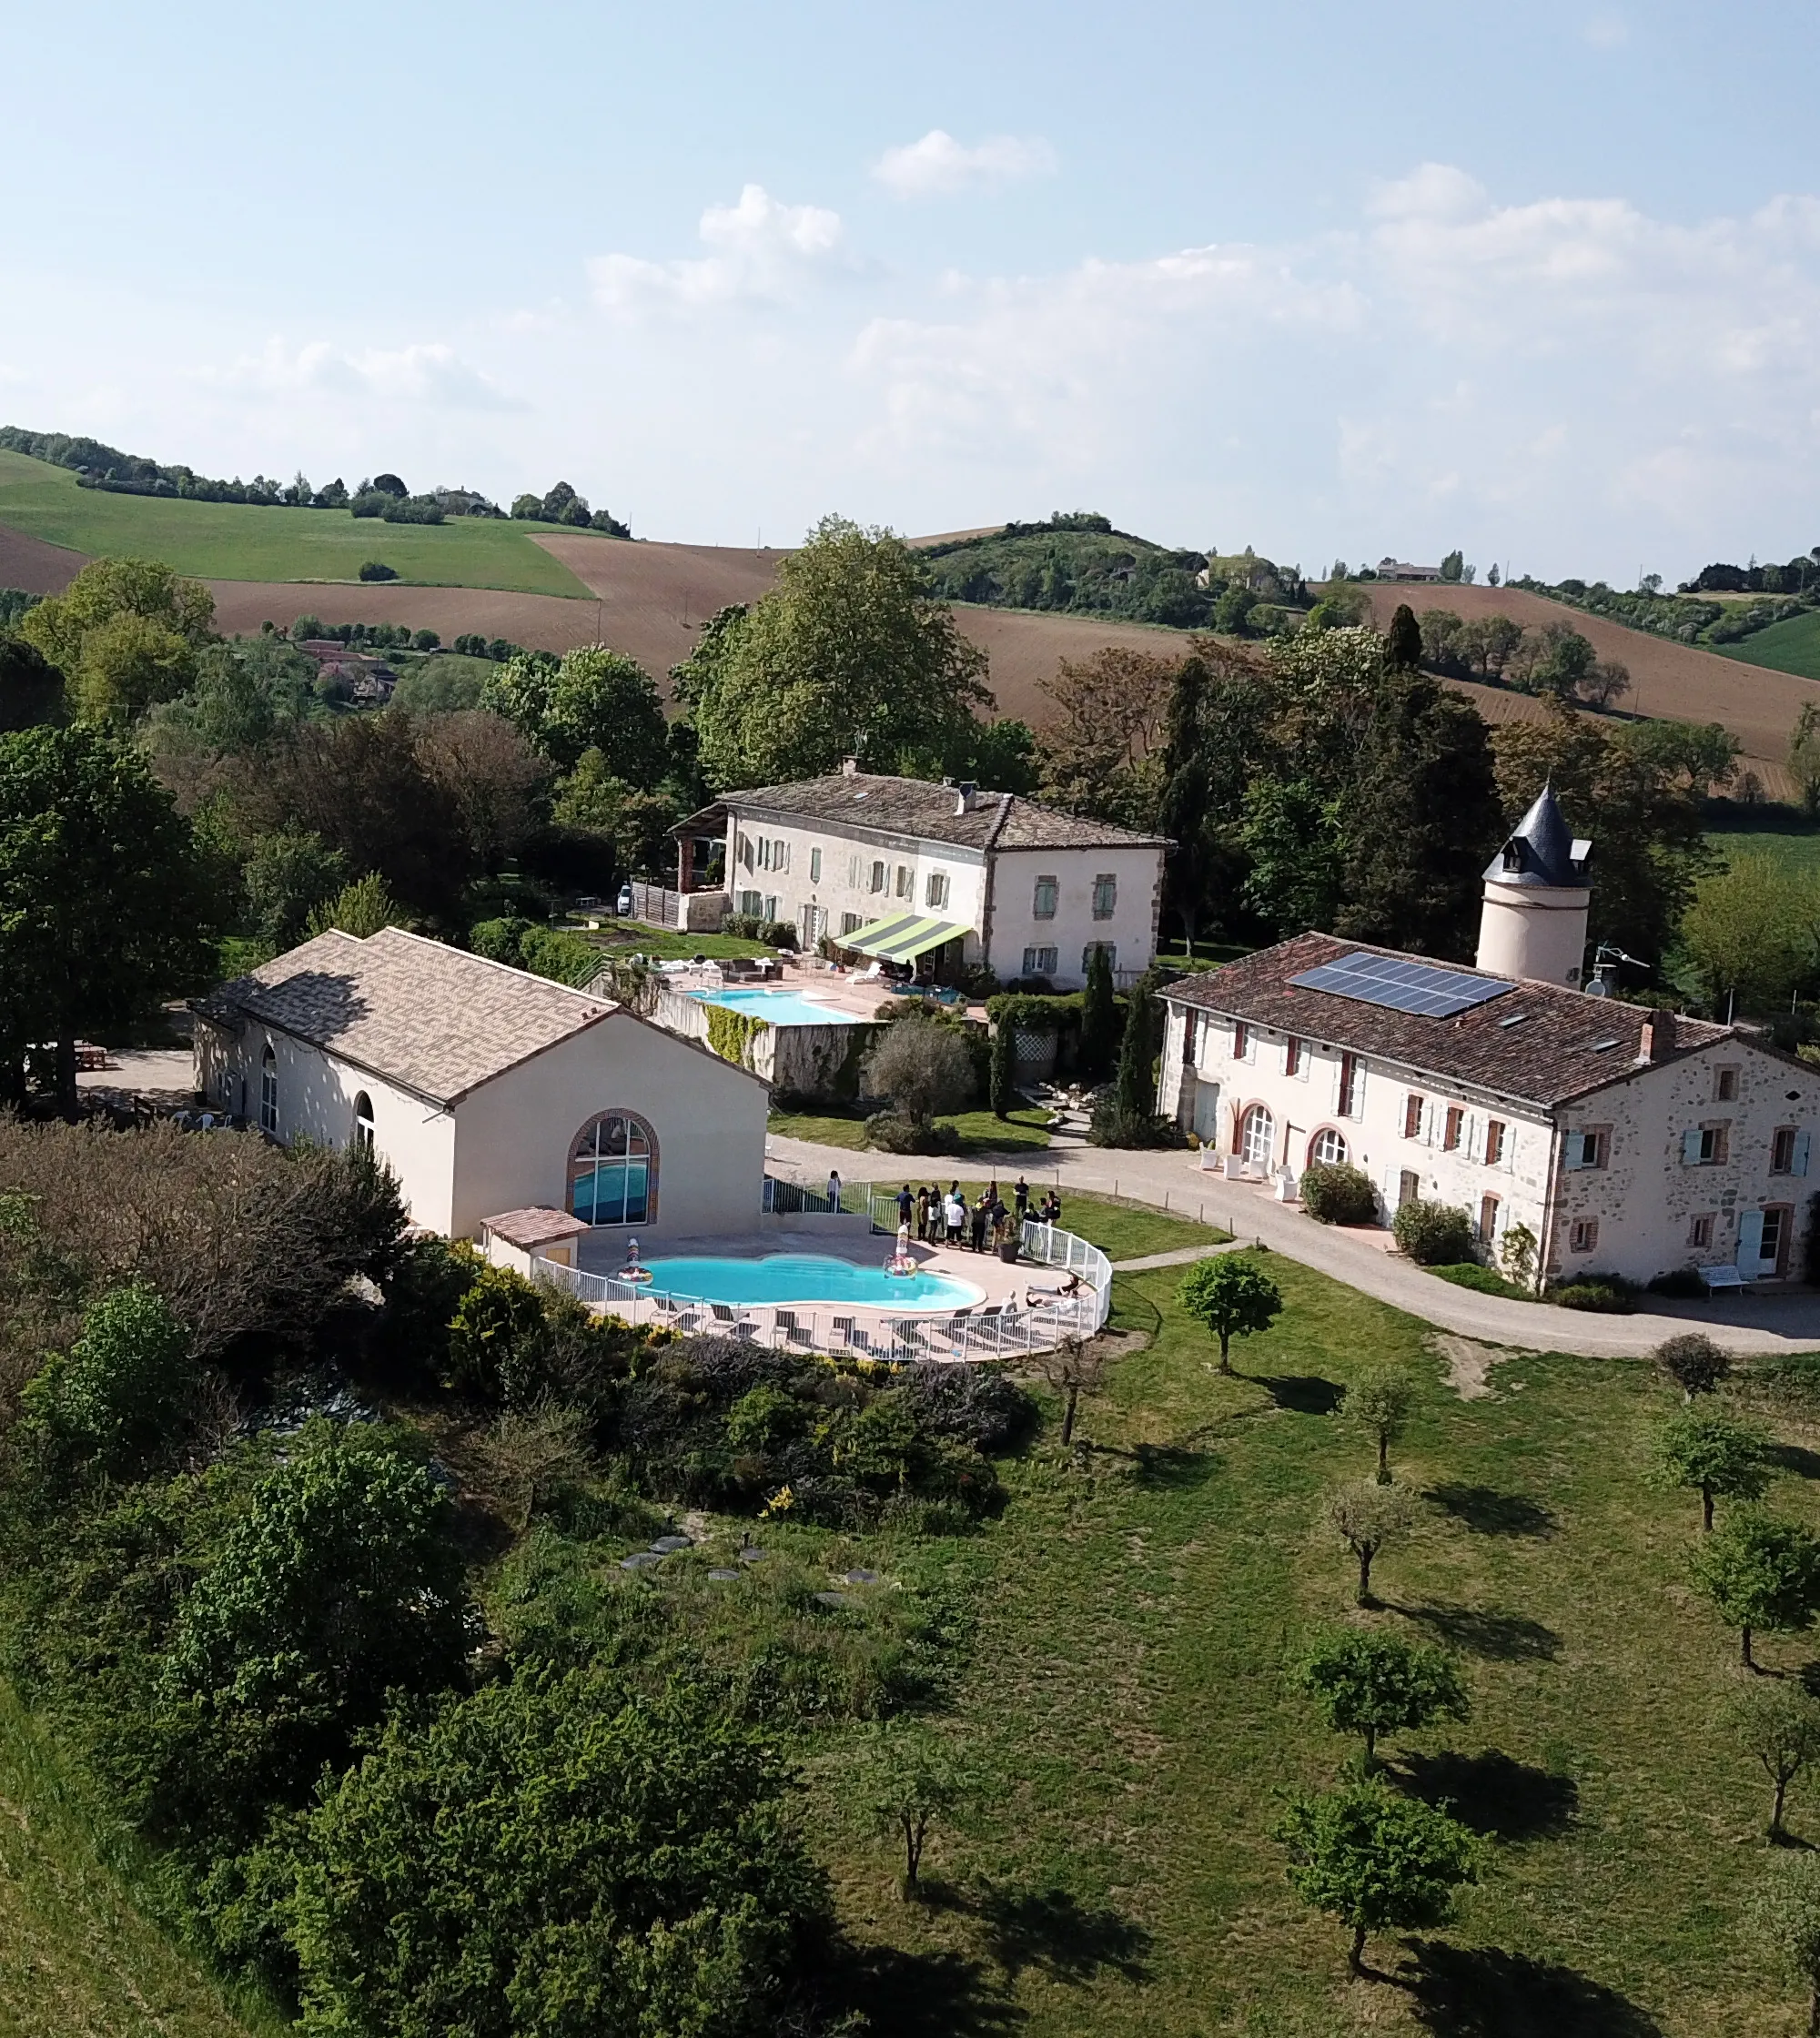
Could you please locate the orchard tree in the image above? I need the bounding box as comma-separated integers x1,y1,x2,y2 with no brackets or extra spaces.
1179,1251,1283,1375
1321,1480,1422,1607
1345,1367,1415,1484
1277,1784,1477,1976
1691,1510,1820,1670
852,1726,976,1895
1292,1629,1469,1773
1731,1680,1820,1841
1754,1852,1820,2037
0,723,214,1114
1655,1331,1733,1400
1034,1334,1113,1448
1648,1404,1774,1531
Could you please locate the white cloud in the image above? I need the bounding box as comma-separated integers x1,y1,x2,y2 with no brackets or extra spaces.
216,338,525,410
589,184,846,312
1583,12,1629,47
872,130,1057,199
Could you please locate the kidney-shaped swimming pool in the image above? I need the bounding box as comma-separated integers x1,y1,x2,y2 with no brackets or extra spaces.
636,1253,985,1312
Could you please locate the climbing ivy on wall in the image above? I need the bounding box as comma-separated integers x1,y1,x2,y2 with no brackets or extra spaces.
704,1005,770,1070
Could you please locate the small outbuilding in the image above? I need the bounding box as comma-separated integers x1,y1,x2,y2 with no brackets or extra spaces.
192,926,769,1245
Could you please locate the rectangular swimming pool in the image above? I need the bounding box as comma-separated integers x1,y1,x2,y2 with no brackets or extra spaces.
688,987,862,1027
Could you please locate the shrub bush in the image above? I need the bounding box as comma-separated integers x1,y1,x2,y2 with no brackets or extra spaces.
762,920,799,950
1086,1095,1179,1148
1547,1274,1638,1313
865,1110,960,1154
1648,1266,1707,1299
1391,1200,1475,1266
1299,1161,1378,1226
1430,1262,1532,1300
723,913,767,938
358,560,398,582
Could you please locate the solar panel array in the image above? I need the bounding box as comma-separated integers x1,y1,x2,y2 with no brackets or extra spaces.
1288,950,1515,1019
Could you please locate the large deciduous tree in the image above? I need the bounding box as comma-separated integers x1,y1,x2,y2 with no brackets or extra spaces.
0,723,214,1113
19,557,217,724
1676,855,1820,1018
678,518,992,789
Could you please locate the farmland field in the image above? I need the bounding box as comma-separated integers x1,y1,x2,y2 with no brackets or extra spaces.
1713,610,1820,683
0,450,595,596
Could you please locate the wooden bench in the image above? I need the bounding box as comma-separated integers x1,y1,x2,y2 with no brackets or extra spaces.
1699,1264,1748,1296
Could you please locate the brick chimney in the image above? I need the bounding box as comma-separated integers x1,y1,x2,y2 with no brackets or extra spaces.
1636,1019,1654,1065
841,755,859,777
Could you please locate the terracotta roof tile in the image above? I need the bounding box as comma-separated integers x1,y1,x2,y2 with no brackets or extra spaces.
1162,933,1731,1107
194,927,613,1106
481,1207,592,1249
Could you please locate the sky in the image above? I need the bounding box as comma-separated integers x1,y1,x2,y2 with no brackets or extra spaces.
1,0,1816,581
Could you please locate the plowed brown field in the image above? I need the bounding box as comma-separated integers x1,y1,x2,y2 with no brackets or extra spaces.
0,525,83,595
1356,580,1811,796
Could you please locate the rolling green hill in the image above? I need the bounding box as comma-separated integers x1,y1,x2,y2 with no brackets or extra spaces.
1709,607,1820,682
918,515,1301,630
0,450,594,597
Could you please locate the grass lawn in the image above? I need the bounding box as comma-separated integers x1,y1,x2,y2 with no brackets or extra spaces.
0,449,595,597
1711,609,1820,682
769,1105,1057,1157
1702,801,1820,880
796,1248,1820,2035
0,1683,278,2037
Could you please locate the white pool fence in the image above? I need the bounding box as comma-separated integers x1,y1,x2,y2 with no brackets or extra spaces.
537,1208,1113,1363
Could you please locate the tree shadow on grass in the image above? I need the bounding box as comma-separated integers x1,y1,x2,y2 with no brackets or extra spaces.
1250,1373,1347,1416
831,1942,1021,2036
1771,1442,1820,1481
1391,1750,1578,1840
1392,1600,1562,1662
927,1882,1153,1986
1400,1940,1663,2037
1079,1440,1220,1490
1425,1483,1556,1538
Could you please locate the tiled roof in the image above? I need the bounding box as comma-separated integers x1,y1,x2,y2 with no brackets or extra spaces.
195,927,614,1106
481,1207,592,1249
697,772,1168,852
1162,933,1733,1108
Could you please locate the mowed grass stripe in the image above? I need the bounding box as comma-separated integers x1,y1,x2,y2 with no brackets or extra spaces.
0,450,595,597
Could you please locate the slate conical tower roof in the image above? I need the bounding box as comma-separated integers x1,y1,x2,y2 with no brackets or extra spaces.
1482,783,1590,890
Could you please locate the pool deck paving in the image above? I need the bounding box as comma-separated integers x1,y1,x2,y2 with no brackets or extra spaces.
763,1125,1820,1360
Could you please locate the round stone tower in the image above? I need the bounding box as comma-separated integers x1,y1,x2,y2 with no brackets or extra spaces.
1474,784,1592,985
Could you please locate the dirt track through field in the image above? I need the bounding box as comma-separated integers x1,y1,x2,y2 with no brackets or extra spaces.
1359,580,1810,795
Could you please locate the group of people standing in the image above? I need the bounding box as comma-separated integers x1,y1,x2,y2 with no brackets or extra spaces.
894,1176,1062,1255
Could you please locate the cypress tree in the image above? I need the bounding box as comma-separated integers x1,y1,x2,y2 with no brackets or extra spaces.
1078,945,1117,1081
989,1014,1016,1119
1114,974,1158,1122
1384,602,1422,672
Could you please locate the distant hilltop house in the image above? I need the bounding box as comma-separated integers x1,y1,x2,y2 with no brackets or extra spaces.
671,763,1169,988
1376,557,1443,581
191,926,767,1250
297,640,398,700
1159,787,1820,1288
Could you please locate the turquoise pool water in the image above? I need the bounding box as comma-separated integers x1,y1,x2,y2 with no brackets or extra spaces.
637,1253,984,1311
689,987,860,1026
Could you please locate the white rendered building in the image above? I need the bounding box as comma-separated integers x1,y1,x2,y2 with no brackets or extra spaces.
192,927,768,1247
1158,789,1820,1287
677,764,1168,988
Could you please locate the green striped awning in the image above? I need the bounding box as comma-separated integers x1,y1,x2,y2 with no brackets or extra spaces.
844,913,969,961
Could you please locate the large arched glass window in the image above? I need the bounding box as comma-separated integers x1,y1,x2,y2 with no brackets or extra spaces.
1309,1126,1348,1166
1239,1104,1274,1170
259,1044,278,1135
568,1112,656,1226
352,1092,375,1154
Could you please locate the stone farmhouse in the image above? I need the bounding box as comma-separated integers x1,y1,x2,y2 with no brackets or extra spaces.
192,926,767,1248
1158,789,1820,1288
675,763,1168,989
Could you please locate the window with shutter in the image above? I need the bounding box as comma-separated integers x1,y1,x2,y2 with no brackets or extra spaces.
810,847,822,883
1797,1131,1813,1178
1736,1207,1765,1269
1403,1093,1424,1140
1442,1105,1463,1151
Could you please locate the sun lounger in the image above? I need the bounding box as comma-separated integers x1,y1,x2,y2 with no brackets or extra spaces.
709,1300,760,1339
831,1315,854,1347
774,1309,815,1349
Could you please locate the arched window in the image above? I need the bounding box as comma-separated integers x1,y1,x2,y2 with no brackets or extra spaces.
568,1111,656,1226
1239,1104,1274,1170
352,1092,375,1154
1309,1126,1348,1166
259,1044,278,1135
